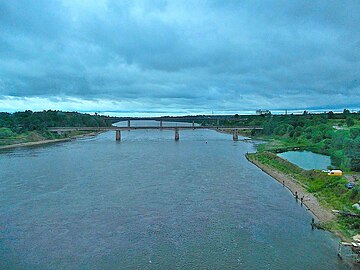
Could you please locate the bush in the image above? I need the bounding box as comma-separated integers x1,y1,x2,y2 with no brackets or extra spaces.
0,127,14,138
346,117,355,127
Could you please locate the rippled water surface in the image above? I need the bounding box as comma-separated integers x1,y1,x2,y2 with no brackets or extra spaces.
0,121,349,269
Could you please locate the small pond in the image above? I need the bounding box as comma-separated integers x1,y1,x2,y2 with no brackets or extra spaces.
278,150,332,170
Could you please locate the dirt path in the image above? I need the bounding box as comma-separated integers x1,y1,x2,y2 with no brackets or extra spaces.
247,157,336,223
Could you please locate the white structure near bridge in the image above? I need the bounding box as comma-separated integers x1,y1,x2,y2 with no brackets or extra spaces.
256,109,271,115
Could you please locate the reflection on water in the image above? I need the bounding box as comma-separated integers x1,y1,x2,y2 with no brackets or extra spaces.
0,121,349,269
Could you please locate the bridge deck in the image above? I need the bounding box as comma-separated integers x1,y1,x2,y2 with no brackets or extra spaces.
49,126,262,132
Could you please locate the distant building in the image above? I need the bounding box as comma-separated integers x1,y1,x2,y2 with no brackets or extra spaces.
256,109,271,115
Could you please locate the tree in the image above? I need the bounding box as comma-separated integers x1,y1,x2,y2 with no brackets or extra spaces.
327,111,334,119
0,128,14,138
343,109,351,115
293,126,303,138
346,138,360,171
312,129,323,143
346,117,355,126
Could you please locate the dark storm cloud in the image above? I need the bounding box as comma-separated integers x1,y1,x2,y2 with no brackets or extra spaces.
0,0,359,113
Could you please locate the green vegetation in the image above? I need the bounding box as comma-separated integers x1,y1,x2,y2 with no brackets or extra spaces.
207,110,360,238
247,152,353,207
0,110,114,146
212,110,360,172
247,152,360,238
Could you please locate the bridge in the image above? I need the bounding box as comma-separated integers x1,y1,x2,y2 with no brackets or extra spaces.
49,120,262,141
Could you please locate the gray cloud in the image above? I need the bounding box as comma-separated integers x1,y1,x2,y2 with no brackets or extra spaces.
0,0,359,113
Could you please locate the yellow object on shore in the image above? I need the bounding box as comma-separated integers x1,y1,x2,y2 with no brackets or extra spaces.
328,170,343,176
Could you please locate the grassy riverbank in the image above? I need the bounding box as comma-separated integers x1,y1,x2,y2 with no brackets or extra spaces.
246,151,359,240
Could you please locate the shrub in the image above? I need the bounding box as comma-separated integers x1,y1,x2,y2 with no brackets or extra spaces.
0,127,14,138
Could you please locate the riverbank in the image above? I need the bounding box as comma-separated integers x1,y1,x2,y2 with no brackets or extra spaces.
245,151,360,243
215,129,334,222
0,131,101,150
215,128,254,140
246,153,335,223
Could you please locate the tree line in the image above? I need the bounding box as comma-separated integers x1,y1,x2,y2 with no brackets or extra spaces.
221,110,360,172
0,110,114,139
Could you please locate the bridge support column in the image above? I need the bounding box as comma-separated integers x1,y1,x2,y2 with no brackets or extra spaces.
192,121,195,129
233,129,238,141
160,120,163,129
116,130,121,141
127,120,131,129
175,128,180,141
217,119,220,126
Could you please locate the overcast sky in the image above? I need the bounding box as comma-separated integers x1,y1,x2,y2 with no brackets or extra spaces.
0,0,359,115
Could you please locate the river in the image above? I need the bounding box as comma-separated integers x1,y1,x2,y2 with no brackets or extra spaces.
0,121,350,269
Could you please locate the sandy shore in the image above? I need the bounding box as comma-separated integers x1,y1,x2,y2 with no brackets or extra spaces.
246,155,336,223
0,132,100,150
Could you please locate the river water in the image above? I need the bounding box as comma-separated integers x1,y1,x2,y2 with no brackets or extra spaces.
0,121,350,269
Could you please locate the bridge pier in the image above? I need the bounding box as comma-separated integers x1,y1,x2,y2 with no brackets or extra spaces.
217,119,220,126
48,126,262,143
233,129,238,141
160,120,163,129
175,128,179,141
116,130,121,141
127,120,131,129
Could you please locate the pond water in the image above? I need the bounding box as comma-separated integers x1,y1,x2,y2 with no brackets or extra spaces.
278,151,332,170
